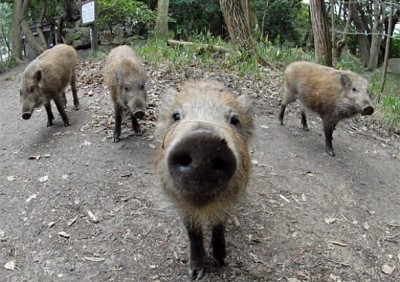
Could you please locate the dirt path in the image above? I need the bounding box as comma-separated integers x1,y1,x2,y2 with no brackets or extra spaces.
0,59,399,282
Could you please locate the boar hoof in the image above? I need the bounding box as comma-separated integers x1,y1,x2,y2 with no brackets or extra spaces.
325,147,335,157
302,125,309,131
74,102,80,111
63,121,70,127
113,135,120,143
189,267,204,280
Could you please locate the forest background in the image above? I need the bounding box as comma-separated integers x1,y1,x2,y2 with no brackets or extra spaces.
0,0,399,130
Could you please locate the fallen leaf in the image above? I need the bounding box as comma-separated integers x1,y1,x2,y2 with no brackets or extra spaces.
363,222,370,230
4,261,15,271
38,175,48,183
325,217,337,225
81,140,92,147
7,175,15,181
58,231,70,238
48,221,56,227
148,143,156,149
62,175,69,180
286,278,300,282
44,154,51,158
382,264,395,275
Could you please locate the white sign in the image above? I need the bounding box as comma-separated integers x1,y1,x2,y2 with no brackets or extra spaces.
81,1,96,25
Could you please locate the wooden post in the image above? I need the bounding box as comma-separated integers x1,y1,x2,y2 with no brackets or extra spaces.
81,0,98,51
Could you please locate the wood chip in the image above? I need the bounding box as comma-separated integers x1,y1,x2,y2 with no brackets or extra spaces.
83,256,105,262
58,231,70,238
328,240,347,247
279,194,291,203
87,210,99,223
67,216,78,226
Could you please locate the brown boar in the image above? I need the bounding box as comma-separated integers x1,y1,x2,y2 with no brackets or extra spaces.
104,45,147,143
19,44,79,127
155,80,254,279
278,61,374,156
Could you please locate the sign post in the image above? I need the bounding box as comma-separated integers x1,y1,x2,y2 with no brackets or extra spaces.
81,0,98,51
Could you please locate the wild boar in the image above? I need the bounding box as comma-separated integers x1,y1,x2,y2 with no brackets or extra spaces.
155,80,254,279
19,44,79,127
279,61,374,156
104,45,147,143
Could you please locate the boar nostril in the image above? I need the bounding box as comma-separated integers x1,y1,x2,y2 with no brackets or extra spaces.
362,106,374,116
174,153,192,168
22,112,32,120
212,157,225,171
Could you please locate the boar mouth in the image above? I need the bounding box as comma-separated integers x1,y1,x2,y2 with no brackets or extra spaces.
361,106,374,116
22,112,32,120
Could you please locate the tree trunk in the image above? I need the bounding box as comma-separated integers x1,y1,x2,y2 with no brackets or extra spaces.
367,0,384,71
10,0,23,61
20,0,45,56
309,0,332,66
380,1,394,91
154,0,169,39
57,0,80,43
37,0,48,47
335,0,352,63
219,0,254,49
350,3,370,66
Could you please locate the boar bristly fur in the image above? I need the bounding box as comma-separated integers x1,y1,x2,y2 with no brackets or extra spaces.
104,45,147,143
19,44,79,127
156,80,254,279
279,61,374,156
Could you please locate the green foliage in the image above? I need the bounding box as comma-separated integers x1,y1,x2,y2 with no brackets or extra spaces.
98,0,155,34
392,34,400,58
169,0,221,39
254,0,306,46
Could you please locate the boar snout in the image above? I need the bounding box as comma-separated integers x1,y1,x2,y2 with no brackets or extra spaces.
362,106,374,116
22,112,32,120
133,110,145,119
167,130,237,197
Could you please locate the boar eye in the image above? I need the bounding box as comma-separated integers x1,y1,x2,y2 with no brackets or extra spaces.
172,111,181,121
352,87,357,92
29,86,36,93
230,115,240,126
124,85,130,92
139,84,145,90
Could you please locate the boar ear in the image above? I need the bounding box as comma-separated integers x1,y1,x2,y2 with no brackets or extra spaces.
158,87,179,115
33,70,42,82
340,73,352,89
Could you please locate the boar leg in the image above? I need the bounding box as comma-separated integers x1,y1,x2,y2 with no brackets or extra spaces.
70,70,80,110
130,114,142,135
211,223,227,267
185,222,205,280
301,109,309,131
54,95,70,127
113,105,123,143
323,119,336,157
44,103,55,126
61,91,67,108
278,104,286,125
